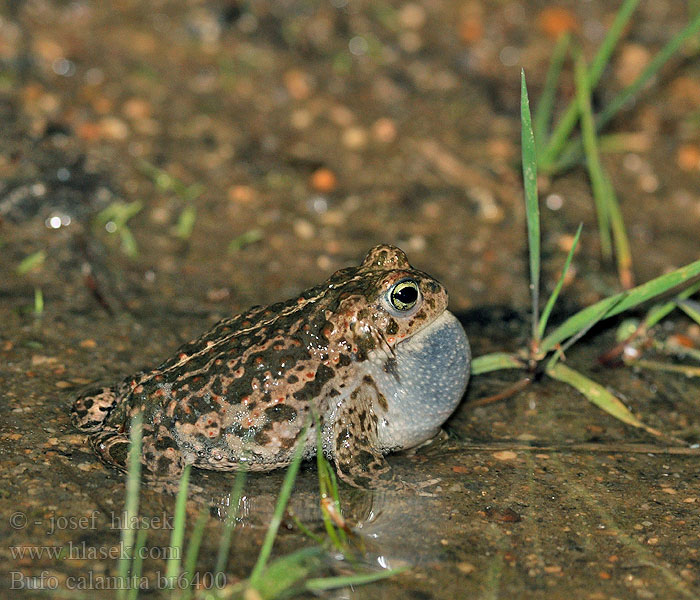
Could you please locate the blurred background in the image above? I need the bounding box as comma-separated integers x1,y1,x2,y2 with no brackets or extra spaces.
2,3,700,598
2,1,698,318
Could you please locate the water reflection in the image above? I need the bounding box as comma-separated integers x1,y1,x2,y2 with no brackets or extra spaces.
187,462,458,572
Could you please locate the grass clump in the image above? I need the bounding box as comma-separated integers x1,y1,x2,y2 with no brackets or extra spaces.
471,72,700,442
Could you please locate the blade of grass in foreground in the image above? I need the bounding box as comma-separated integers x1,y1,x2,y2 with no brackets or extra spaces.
248,425,309,588
244,547,324,599
164,463,192,587
126,526,148,600
180,507,209,600
521,70,541,344
471,353,525,375
541,258,700,353
533,32,570,147
313,410,350,551
539,0,640,170
305,567,410,592
537,223,583,341
215,464,248,575
545,362,664,437
117,413,142,600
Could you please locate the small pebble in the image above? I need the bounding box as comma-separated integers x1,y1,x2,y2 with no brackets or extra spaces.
492,450,517,461
457,562,476,574
399,3,426,29
537,7,578,37
615,44,651,87
310,168,337,193
284,69,312,100
677,144,700,171
372,118,397,143
122,97,151,120
228,185,257,204
342,126,367,150
293,218,315,240
99,116,129,140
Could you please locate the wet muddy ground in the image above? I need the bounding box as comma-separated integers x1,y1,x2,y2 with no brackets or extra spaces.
1,1,700,598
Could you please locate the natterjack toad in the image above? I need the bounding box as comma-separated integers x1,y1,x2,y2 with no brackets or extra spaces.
71,245,470,488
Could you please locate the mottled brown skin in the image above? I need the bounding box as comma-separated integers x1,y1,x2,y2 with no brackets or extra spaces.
71,245,466,488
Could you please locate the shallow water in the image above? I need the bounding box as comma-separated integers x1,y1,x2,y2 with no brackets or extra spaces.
2,1,700,598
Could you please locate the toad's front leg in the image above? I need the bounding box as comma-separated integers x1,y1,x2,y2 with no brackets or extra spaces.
331,383,399,489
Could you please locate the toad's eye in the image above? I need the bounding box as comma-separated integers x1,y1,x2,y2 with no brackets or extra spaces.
389,279,420,311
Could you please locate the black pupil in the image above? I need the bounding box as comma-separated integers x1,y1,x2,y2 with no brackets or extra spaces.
394,284,418,306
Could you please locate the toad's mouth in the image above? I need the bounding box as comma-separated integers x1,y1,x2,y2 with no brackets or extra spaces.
370,310,471,451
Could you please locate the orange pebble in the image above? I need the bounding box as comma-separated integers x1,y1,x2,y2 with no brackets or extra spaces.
537,7,579,37
310,168,337,193
677,144,700,171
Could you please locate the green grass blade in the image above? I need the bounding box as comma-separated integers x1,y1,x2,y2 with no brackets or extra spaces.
305,567,409,592
555,10,700,170
164,463,192,587
228,228,263,253
289,513,326,545
314,411,347,551
539,0,640,170
117,414,142,600
575,49,634,286
16,250,46,275
575,49,613,260
546,294,627,368
180,507,209,600
542,294,627,354
545,362,662,436
175,205,197,240
604,176,634,288
587,0,641,86
597,262,700,319
631,359,700,378
95,200,143,257
215,465,248,575
533,32,570,146
126,526,148,600
521,70,541,344
249,547,324,600
471,353,525,375
248,424,309,588
678,298,700,326
33,287,44,316
542,258,700,353
597,10,700,132
537,223,583,341
642,281,700,329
